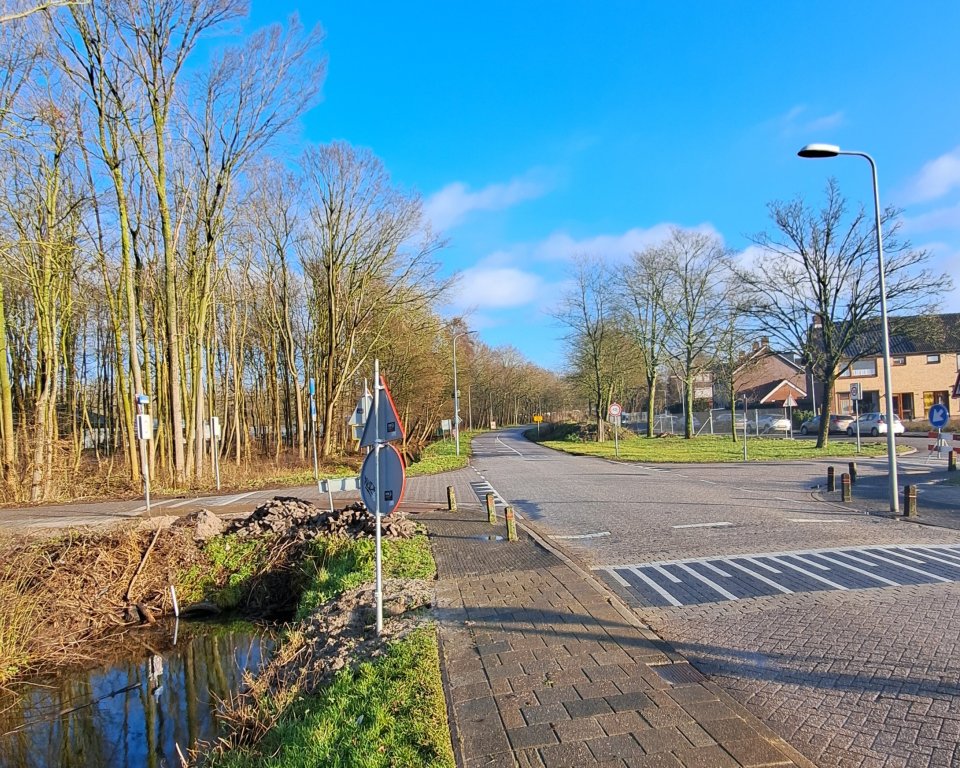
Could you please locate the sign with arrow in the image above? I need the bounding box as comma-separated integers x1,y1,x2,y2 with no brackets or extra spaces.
360,376,404,447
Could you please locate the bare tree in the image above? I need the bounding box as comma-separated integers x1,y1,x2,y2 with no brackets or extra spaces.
736,180,945,447
662,229,731,438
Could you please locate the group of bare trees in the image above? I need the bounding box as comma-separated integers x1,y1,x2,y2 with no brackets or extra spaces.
559,182,944,446
0,2,571,502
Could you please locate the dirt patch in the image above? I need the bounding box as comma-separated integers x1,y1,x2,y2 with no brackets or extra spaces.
224,496,417,540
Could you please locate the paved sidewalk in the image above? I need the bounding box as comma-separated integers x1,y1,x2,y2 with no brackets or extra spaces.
411,478,815,768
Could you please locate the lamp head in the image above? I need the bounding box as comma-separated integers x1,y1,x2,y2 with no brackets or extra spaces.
798,143,841,159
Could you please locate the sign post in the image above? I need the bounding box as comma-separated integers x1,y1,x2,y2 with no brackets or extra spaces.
608,402,622,458
135,394,152,513
850,383,862,454
533,413,543,436
783,394,797,439
359,361,406,635
309,378,320,494
929,404,950,462
210,416,221,491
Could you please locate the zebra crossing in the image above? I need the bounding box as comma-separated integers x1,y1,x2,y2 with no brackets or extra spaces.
596,544,960,607
470,479,507,507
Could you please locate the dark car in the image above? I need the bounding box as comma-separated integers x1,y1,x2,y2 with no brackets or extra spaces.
799,414,855,435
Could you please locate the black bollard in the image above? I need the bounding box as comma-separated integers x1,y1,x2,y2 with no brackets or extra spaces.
949,450,957,473
446,485,457,512
827,465,836,492
841,472,851,502
848,461,858,485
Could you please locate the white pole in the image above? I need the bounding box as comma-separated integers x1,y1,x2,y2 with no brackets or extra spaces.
453,335,461,456
310,379,320,496
373,359,383,635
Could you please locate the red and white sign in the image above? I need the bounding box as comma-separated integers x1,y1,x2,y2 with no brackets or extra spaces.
608,402,622,417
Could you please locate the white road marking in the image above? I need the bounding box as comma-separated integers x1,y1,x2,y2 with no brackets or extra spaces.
700,560,733,578
650,564,682,583
672,521,732,529
910,547,960,567
861,551,951,582
553,531,611,540
812,554,900,587
627,567,683,607
495,436,524,457
170,497,200,509
788,519,851,523
675,562,739,600
767,556,848,590
743,556,781,573
214,491,255,507
723,560,794,594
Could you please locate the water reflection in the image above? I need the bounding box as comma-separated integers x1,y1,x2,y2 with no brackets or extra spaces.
0,623,272,768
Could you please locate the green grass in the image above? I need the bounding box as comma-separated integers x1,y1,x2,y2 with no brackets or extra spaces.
211,534,448,768
405,430,484,476
540,433,894,463
216,627,454,768
296,534,436,620
177,534,272,609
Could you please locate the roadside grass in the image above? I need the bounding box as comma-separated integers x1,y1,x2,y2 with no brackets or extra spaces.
212,533,452,768
405,429,483,476
0,560,38,685
295,534,436,619
538,433,894,463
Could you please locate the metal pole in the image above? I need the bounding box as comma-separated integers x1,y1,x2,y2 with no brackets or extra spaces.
211,417,221,491
310,379,320,495
855,397,861,454
453,335,460,456
839,151,899,514
373,359,383,634
742,397,748,462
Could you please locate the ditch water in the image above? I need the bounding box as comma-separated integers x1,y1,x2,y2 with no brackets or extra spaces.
0,621,274,768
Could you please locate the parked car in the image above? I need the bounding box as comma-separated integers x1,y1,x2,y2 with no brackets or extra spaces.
799,414,855,435
756,414,791,433
846,412,905,437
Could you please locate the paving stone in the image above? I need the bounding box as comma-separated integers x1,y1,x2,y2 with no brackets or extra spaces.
673,745,741,768
605,691,655,712
596,710,650,737
587,733,645,762
524,702,572,726
554,716,606,742
538,740,598,767
564,696,614,719
508,723,560,750
721,738,796,767
633,725,694,754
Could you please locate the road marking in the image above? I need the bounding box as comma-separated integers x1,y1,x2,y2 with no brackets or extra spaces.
672,522,731,529
627,567,683,607
724,560,794,594
788,519,852,523
743,556,781,573
650,564,682,583
213,491,256,507
766,556,848,589
553,531,611,540
169,497,200,509
861,550,951,582
812,554,900,587
495,436,524,457
675,563,739,601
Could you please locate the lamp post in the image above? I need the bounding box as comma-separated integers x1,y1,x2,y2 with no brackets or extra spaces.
798,143,900,514
452,330,475,456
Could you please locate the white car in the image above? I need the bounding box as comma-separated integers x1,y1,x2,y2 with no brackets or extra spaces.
756,415,791,433
846,412,905,437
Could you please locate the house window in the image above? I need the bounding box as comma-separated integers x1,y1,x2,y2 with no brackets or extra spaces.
927,354,941,364
850,359,877,377
892,356,906,366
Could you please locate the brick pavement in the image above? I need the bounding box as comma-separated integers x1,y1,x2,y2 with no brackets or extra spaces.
414,495,815,768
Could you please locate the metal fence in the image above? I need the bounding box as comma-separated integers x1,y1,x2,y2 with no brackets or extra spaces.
622,408,798,437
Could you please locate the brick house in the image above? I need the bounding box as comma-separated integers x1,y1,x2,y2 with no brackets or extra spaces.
826,313,960,420
711,338,808,408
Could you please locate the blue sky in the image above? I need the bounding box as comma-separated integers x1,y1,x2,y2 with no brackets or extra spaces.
249,2,960,370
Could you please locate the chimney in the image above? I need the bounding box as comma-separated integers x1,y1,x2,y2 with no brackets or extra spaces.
761,336,769,348
812,314,823,329
752,341,760,352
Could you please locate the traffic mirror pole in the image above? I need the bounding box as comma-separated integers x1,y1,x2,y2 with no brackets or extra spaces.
373,358,384,635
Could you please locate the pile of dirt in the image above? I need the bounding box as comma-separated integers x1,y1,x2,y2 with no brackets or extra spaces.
209,577,434,752
223,496,417,541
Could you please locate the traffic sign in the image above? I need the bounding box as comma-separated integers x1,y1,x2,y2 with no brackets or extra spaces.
348,389,372,427
533,414,543,423
360,444,406,516
360,376,404,447
608,402,622,417
929,403,949,429
850,383,862,400
783,395,797,408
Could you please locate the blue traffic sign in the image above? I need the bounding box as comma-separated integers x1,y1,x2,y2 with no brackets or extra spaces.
929,403,949,429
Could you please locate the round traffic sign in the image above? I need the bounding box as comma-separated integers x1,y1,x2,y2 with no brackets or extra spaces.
608,402,622,417
929,403,950,429
360,444,406,515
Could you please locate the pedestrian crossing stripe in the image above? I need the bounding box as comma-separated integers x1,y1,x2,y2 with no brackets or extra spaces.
596,544,960,607
469,480,507,507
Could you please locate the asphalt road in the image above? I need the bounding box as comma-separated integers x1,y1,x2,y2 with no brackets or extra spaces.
469,428,960,768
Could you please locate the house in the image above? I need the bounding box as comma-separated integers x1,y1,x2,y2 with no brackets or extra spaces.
712,338,807,409
826,312,960,420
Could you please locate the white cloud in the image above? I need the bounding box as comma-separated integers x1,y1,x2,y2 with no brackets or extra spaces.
902,146,960,204
532,223,720,262
902,201,960,234
770,104,845,137
424,174,548,232
448,266,543,310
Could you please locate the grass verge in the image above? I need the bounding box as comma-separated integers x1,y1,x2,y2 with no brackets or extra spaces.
405,430,483,476
209,533,452,768
537,431,894,463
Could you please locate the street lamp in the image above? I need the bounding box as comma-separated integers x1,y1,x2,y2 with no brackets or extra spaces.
798,143,900,514
452,330,476,456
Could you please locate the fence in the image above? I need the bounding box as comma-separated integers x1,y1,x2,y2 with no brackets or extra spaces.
622,408,798,437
